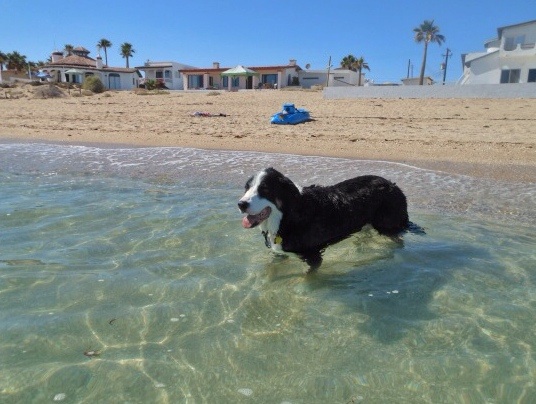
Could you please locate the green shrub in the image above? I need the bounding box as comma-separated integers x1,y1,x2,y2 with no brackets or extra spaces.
144,79,157,90
82,76,105,93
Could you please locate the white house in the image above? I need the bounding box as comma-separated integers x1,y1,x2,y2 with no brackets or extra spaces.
135,61,197,90
460,19,536,84
299,68,363,88
42,47,141,90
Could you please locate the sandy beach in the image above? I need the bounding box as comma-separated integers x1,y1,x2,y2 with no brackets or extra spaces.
1,85,535,182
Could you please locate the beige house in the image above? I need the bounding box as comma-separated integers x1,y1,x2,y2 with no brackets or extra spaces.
180,60,302,90
41,47,141,90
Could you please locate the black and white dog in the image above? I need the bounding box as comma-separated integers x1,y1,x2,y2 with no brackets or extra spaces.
238,167,410,270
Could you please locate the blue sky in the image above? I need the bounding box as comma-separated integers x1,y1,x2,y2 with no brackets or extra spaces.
1,0,534,83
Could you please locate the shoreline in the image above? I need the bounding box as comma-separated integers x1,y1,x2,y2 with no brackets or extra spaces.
1,87,535,183
2,137,534,184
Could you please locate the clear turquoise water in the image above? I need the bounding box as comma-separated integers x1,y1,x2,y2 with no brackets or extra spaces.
0,144,535,403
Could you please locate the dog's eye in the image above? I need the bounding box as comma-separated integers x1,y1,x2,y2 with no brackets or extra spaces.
258,184,270,197
245,177,253,191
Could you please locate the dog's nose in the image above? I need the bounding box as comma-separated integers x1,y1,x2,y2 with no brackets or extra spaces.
238,200,249,212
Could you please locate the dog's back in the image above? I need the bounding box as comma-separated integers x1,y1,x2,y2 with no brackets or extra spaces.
278,175,409,253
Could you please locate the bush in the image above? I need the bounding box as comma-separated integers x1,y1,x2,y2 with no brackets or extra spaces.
33,84,65,98
144,79,157,90
82,76,105,93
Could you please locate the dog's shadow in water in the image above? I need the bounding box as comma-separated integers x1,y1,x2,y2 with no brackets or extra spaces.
264,231,451,344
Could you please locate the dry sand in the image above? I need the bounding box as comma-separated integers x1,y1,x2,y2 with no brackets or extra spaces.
1,85,535,182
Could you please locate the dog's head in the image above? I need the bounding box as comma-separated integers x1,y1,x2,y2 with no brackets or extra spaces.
238,167,300,230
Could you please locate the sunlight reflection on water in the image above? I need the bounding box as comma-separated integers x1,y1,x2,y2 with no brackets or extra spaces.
0,143,535,403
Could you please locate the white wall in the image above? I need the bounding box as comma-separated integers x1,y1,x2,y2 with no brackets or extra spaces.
299,70,361,88
324,83,536,99
299,71,328,88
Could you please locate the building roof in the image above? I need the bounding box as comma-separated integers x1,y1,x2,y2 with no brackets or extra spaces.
179,63,302,74
462,49,499,67
43,52,139,75
497,19,536,38
73,46,90,53
47,54,99,68
135,61,198,70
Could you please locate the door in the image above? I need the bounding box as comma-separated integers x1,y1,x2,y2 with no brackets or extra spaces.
246,76,253,89
108,74,121,90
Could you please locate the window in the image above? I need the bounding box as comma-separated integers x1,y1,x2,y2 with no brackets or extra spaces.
188,75,203,88
528,69,536,83
504,35,525,51
232,77,239,87
155,70,163,79
261,74,278,85
164,70,171,79
500,69,521,83
222,76,228,87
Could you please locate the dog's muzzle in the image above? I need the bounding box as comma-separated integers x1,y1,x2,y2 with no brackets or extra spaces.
238,200,249,213
240,206,271,229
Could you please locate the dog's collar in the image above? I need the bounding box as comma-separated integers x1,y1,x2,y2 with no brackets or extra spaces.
262,231,282,248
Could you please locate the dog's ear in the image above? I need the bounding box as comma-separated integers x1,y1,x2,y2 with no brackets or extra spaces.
276,175,300,211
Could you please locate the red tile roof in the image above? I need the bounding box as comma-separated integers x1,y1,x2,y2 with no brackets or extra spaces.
179,64,302,74
47,54,98,68
43,55,139,74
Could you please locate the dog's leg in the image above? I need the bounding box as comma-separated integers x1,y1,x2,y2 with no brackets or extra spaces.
301,251,323,273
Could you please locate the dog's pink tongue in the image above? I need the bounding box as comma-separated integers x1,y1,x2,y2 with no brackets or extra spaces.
242,216,253,228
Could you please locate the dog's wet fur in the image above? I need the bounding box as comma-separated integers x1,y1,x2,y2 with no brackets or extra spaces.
238,167,411,271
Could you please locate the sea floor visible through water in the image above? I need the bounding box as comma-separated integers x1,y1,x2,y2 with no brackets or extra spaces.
0,143,535,403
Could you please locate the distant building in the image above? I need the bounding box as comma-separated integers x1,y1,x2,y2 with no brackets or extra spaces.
180,60,302,90
41,47,141,90
460,19,536,84
135,61,197,90
401,77,434,85
299,68,363,88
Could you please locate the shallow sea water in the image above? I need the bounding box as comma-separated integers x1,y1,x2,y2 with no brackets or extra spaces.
0,143,535,403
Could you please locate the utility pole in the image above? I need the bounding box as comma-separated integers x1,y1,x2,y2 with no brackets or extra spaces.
326,56,332,87
441,48,452,85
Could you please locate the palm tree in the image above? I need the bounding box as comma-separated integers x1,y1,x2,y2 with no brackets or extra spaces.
352,56,370,86
340,54,357,71
413,20,445,85
6,51,27,71
64,44,74,56
97,38,112,66
120,42,135,68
